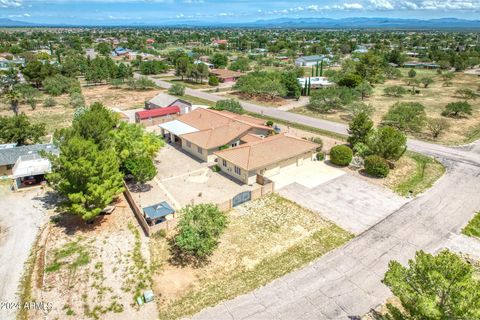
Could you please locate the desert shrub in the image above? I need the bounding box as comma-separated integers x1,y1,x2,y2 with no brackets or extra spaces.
364,155,390,178
310,137,324,152
330,145,353,166
384,85,407,97
43,96,56,108
382,102,426,133
208,76,219,86
168,83,186,96
266,120,274,127
441,101,472,118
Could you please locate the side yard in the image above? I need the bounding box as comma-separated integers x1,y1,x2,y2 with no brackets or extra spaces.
149,194,353,320
23,195,158,320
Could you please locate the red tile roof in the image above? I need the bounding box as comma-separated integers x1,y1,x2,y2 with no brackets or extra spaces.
135,106,180,120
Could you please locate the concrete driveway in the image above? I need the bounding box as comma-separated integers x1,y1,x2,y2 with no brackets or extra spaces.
278,174,409,234
269,161,345,189
0,186,48,320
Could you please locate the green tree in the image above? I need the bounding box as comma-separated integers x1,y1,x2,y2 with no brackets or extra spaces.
337,73,362,88
168,83,186,96
175,56,190,80
214,99,244,114
280,70,302,99
69,92,85,109
14,84,40,110
208,76,219,86
408,68,417,79
367,126,407,162
308,87,358,113
5,89,22,115
210,53,228,68
441,101,473,118
384,85,407,97
420,76,434,88
364,155,390,178
71,102,119,148
125,156,157,184
348,111,374,147
196,63,210,83
383,250,480,320
0,113,46,145
356,81,373,100
96,42,112,56
383,102,427,133
229,57,250,72
46,136,124,221
174,204,227,258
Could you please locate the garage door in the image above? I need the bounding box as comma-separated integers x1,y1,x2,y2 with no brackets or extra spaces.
280,157,298,170
264,165,280,177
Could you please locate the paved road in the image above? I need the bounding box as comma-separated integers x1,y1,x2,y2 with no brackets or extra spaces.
147,76,480,319
0,188,48,320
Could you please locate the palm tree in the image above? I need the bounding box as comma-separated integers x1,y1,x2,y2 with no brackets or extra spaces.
6,90,22,116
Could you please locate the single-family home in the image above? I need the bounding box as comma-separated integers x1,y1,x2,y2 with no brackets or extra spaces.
113,47,130,56
403,61,440,69
145,92,192,113
0,57,25,71
212,39,228,47
298,77,335,89
194,60,214,68
210,69,243,83
295,55,330,67
0,143,58,190
159,108,273,162
214,134,319,185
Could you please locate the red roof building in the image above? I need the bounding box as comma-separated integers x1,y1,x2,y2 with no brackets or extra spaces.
135,106,180,122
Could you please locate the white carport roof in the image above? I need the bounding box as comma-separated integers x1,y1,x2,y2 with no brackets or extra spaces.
159,120,198,136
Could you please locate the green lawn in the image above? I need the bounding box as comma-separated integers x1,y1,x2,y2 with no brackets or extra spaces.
463,212,480,238
393,151,446,196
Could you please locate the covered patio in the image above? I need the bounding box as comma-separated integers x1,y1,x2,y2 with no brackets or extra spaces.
159,120,198,145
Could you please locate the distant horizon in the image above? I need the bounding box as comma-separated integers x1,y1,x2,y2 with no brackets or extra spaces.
1,16,480,28
1,0,480,26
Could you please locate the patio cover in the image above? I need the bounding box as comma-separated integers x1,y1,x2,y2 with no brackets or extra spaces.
143,201,175,220
159,120,198,136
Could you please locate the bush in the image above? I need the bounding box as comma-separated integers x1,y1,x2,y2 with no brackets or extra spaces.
316,152,325,161
330,145,353,166
69,92,85,109
441,101,472,118
310,137,324,152
43,96,56,108
168,83,186,96
174,204,227,259
382,102,426,133
266,120,274,127
214,99,244,114
43,74,81,96
208,75,219,86
364,155,390,178
384,85,407,97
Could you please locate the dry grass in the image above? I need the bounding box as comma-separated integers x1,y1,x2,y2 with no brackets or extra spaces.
151,194,352,320
82,85,164,110
27,195,158,320
293,69,480,145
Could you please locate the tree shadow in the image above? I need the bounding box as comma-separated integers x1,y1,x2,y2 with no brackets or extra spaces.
49,212,107,236
127,182,153,193
166,237,210,269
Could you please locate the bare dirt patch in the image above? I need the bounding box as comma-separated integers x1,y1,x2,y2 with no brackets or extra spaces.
82,85,164,110
27,195,158,320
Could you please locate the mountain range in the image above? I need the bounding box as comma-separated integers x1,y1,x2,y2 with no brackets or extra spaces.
1,17,479,29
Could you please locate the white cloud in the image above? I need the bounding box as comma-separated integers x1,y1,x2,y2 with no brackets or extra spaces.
0,0,22,8
369,0,395,9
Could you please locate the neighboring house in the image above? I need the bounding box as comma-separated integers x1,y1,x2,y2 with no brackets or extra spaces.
353,45,369,54
210,69,243,83
135,106,181,126
298,77,335,89
113,47,130,56
212,39,228,47
295,55,330,67
0,57,25,71
214,134,319,185
146,38,155,45
159,108,273,162
404,61,440,69
145,92,192,114
0,144,58,190
194,60,214,68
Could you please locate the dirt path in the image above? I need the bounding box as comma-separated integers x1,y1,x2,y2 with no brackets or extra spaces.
0,187,49,320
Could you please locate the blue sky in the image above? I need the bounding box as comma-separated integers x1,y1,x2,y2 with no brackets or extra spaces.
1,0,480,25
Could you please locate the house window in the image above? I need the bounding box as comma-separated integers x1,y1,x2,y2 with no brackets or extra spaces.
231,141,239,148
197,146,202,154
234,166,241,175
222,159,227,167
186,141,191,148
6,164,13,169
